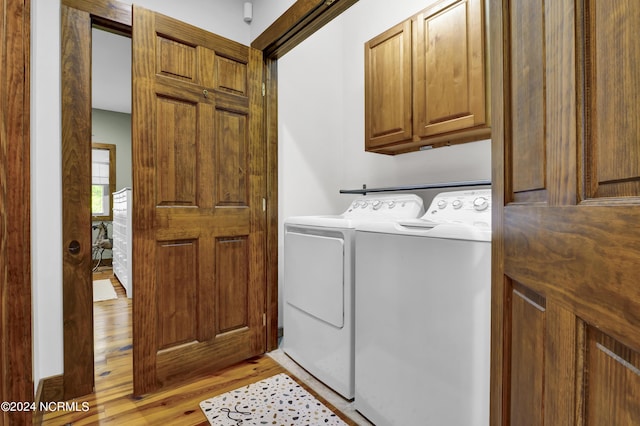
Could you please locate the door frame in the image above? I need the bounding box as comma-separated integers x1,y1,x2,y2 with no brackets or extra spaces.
61,0,132,400
60,0,358,400
0,0,32,424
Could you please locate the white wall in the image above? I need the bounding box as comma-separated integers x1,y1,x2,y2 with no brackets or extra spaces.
31,0,252,389
250,0,296,40
277,0,492,325
32,0,63,391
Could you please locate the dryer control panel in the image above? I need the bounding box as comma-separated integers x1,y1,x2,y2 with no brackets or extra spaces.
398,189,491,230
425,189,491,225
345,194,425,219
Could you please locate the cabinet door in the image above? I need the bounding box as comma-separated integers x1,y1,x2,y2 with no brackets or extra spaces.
414,0,486,138
365,20,412,150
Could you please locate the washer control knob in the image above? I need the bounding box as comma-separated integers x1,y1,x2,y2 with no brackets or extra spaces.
437,199,448,209
473,197,489,211
387,201,396,209
452,199,463,209
361,201,369,208
353,201,360,208
372,200,382,210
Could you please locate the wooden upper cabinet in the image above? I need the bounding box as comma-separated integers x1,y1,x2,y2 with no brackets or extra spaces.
364,20,412,149
414,0,487,139
365,0,490,154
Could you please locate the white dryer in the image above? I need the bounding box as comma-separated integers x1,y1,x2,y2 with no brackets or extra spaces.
283,194,425,399
355,189,492,426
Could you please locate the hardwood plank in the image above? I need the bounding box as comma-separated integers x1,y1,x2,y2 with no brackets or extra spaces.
488,0,507,423
61,0,132,27
264,58,279,351
61,3,95,400
1,0,33,422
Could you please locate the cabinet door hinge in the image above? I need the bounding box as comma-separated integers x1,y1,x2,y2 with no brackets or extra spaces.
262,82,266,97
263,313,266,326
262,197,266,212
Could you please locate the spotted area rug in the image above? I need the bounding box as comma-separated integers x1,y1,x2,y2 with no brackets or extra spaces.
199,373,348,425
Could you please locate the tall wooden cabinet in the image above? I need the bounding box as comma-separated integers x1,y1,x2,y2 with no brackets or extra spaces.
112,188,132,297
365,0,489,154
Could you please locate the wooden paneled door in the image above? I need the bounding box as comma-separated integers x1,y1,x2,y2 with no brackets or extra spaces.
491,0,640,424
132,6,266,395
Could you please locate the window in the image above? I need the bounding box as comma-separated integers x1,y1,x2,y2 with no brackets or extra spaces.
92,143,116,221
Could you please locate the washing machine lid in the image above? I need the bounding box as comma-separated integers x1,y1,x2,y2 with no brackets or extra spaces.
356,221,491,242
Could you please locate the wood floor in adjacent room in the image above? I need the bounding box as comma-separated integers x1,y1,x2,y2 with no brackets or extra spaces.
42,269,357,425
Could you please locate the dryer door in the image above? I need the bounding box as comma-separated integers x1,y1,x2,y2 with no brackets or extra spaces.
284,227,345,328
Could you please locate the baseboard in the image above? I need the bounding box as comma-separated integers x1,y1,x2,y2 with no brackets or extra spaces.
33,374,64,425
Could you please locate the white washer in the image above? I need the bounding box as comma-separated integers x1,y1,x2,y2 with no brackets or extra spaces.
283,194,425,399
355,189,491,426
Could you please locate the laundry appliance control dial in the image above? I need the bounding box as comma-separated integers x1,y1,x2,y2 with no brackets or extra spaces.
473,197,489,211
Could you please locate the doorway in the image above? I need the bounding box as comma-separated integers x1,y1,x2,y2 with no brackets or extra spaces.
61,1,273,399
61,1,134,399
60,0,328,400
91,27,133,385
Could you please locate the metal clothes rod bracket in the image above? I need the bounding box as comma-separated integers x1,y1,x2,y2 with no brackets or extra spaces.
339,180,491,195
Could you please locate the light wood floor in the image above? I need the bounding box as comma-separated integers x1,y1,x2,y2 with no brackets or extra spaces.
42,269,356,425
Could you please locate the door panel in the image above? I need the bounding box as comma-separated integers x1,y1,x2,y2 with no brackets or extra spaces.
132,5,265,395
584,0,640,198
508,0,546,198
509,284,545,426
155,97,198,206
586,329,640,423
156,240,198,350
216,237,250,333
215,109,248,206
492,0,640,424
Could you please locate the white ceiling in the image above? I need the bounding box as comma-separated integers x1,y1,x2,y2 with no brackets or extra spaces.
92,28,132,114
